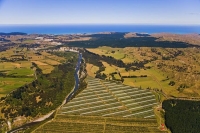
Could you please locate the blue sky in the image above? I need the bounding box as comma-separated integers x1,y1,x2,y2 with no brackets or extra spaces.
0,0,199,25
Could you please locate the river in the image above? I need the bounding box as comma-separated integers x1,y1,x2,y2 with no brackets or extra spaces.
8,52,82,133
66,52,82,102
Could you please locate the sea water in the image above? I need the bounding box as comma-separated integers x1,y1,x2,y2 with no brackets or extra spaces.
0,24,200,34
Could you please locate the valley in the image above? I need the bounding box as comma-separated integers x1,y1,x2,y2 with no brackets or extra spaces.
0,32,199,133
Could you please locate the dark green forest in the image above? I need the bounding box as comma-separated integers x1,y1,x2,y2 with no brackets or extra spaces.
65,33,192,48
162,99,200,133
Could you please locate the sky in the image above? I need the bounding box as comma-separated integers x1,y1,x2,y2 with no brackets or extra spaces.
0,0,200,25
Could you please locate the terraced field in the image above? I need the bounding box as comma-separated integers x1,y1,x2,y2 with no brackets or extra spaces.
34,78,164,132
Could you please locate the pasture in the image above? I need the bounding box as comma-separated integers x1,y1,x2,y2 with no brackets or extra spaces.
86,63,99,77
27,50,65,74
0,77,33,97
0,46,66,98
86,46,200,98
87,46,125,60
0,61,34,98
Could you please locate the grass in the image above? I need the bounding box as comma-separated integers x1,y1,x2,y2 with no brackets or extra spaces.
121,68,165,89
87,46,200,98
0,46,66,98
0,61,32,72
7,68,34,77
22,39,35,44
122,57,135,63
41,59,60,66
0,48,15,58
28,52,66,74
86,63,99,77
114,74,121,80
27,50,66,74
31,61,48,66
31,61,54,74
101,61,126,76
87,47,186,97
34,115,166,133
0,60,34,98
0,62,18,71
101,62,117,75
41,51,65,62
87,47,125,60
0,77,33,97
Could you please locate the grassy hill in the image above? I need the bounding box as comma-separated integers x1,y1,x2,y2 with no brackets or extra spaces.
85,46,200,98
0,47,66,98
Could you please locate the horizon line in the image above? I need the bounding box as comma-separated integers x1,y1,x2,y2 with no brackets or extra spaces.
0,23,200,26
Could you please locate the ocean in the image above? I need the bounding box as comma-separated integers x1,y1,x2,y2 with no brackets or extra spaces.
0,24,200,34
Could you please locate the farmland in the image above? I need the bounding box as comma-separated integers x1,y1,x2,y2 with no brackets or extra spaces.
86,63,99,77
34,78,165,133
0,47,34,98
86,46,200,98
0,32,199,132
0,77,33,98
87,46,125,60
0,46,66,98
59,78,157,118
0,49,78,132
34,115,165,133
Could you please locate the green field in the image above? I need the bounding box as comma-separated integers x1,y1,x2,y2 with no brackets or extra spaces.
0,77,33,97
0,47,67,98
0,60,34,98
123,77,158,89
7,68,33,76
87,46,125,60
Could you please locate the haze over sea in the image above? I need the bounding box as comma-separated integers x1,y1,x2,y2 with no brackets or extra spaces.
0,25,200,35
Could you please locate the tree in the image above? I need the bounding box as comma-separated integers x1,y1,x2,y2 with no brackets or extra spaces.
169,81,175,86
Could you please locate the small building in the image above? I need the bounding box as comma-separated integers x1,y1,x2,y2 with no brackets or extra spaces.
35,37,44,40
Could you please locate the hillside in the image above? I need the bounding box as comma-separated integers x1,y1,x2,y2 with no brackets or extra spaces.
152,33,200,46
124,32,200,46
85,46,200,98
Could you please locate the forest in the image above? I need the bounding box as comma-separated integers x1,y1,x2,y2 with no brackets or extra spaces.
162,99,200,133
65,33,192,48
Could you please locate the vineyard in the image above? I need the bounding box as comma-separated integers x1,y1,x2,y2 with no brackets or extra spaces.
34,78,165,133
34,115,166,133
59,78,157,118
